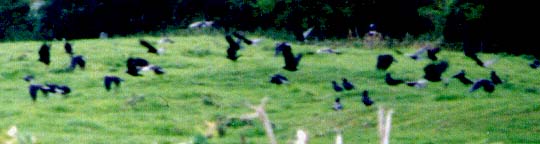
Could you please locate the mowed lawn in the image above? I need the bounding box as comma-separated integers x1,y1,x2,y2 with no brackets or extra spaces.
0,33,539,144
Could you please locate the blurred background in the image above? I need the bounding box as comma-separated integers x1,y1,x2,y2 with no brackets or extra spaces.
0,0,538,56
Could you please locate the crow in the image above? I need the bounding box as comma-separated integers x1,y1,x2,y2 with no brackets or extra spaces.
38,43,51,65
104,75,123,91
64,41,73,56
332,81,344,92
490,71,503,85
385,73,404,86
225,35,241,61
427,47,441,61
280,42,302,71
361,90,374,106
333,97,343,111
270,74,289,85
376,54,396,70
29,84,45,101
342,78,355,90
126,57,163,76
126,57,150,76
69,55,86,70
530,59,540,69
423,61,449,82
42,83,71,96
140,39,158,54
452,70,474,85
469,79,495,93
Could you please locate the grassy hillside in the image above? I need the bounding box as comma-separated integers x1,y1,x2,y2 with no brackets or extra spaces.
0,33,539,144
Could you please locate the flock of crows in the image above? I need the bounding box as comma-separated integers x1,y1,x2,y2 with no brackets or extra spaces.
22,30,540,114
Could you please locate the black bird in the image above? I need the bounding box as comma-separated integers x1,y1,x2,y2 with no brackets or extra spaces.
126,57,150,76
361,90,374,106
452,70,473,85
104,75,123,91
140,39,158,54
24,75,34,82
333,97,343,111
69,55,86,70
530,59,540,69
385,73,404,86
427,47,441,61
29,84,45,101
232,31,253,45
225,35,241,61
490,71,502,85
342,78,355,90
469,79,495,93
423,61,449,82
376,54,396,70
270,74,289,85
43,84,71,95
38,43,51,65
332,81,344,92
466,53,485,67
64,41,73,56
126,57,163,76
280,42,303,71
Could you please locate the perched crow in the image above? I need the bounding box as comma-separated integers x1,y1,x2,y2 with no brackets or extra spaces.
361,90,374,106
64,41,73,56
69,55,86,70
342,78,355,90
140,39,158,54
56,85,71,95
490,71,502,85
333,98,343,111
385,73,404,86
24,75,34,82
225,35,241,61
270,74,289,85
427,47,441,61
104,75,123,91
469,79,495,93
38,43,51,65
376,54,396,70
452,70,474,85
423,61,449,82
280,43,303,71
530,59,540,69
332,81,344,92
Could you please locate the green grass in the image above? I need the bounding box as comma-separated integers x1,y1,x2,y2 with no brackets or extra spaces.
0,34,539,144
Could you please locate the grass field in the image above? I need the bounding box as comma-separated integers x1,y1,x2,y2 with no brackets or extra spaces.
0,33,539,144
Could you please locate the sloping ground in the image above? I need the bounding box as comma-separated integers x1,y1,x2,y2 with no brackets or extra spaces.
0,35,538,143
